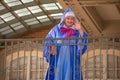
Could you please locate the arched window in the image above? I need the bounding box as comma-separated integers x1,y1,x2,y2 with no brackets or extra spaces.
83,54,120,80
84,55,103,79
7,56,48,80
8,57,28,80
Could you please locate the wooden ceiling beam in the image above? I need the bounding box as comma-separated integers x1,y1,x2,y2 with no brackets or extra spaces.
78,0,120,6
83,7,103,32
116,5,120,14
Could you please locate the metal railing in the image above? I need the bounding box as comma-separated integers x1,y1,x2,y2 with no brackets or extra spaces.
0,37,120,80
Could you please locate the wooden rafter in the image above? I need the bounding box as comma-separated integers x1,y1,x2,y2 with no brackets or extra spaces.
78,0,120,6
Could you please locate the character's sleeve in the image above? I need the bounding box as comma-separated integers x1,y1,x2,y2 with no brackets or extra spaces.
81,32,88,54
43,27,56,62
77,32,88,56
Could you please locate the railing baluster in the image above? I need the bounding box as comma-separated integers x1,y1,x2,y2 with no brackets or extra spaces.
112,38,115,80
99,38,102,80
73,39,76,80
80,38,82,80
42,40,44,80
86,38,89,80
54,39,57,80
36,40,39,80
23,40,26,80
66,39,70,80
93,39,95,80
30,40,32,80
4,40,7,80
106,37,108,80
16,41,20,80
10,41,13,80
48,39,50,80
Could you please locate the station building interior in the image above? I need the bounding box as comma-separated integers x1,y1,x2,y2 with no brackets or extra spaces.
0,0,120,80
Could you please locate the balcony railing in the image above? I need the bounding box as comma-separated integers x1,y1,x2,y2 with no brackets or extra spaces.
0,36,120,80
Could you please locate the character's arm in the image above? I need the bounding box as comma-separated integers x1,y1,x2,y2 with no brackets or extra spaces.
81,32,88,54
43,26,57,62
77,32,88,56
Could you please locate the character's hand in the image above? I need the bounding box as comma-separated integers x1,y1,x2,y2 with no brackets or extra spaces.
74,21,84,37
50,45,57,55
74,21,82,30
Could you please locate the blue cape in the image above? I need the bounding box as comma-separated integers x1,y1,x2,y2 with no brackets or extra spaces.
43,8,88,80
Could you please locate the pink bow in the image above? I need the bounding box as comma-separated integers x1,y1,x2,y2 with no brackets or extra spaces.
60,27,76,38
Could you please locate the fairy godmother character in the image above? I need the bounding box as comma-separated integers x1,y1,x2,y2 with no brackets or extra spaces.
43,8,88,80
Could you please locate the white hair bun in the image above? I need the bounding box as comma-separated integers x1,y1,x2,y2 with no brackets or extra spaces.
65,12,75,18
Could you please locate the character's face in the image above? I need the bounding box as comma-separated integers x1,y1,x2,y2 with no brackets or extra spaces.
64,16,75,28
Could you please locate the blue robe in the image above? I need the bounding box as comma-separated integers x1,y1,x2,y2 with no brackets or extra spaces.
43,8,88,80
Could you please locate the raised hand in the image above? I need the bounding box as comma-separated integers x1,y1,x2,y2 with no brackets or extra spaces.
74,21,84,37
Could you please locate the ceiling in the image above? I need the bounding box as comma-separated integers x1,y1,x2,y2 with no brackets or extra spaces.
0,0,63,39
0,0,120,39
